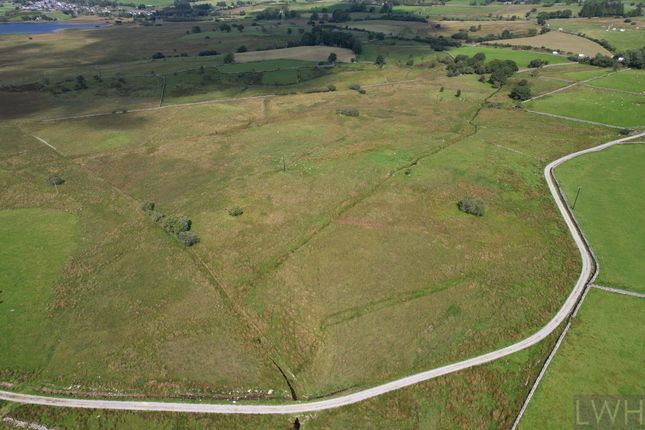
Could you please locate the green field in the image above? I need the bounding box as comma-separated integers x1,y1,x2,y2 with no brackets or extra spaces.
588,69,645,93
519,289,645,429
525,86,645,128
449,46,570,68
0,209,79,373
550,18,645,51
556,144,645,293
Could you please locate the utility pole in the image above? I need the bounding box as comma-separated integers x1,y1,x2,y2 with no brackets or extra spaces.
572,186,581,210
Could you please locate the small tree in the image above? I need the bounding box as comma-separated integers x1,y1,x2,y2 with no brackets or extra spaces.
224,52,235,64
327,52,337,64
375,55,386,68
455,89,462,97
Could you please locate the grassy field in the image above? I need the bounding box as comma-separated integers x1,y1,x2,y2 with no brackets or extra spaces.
1,4,641,427
0,208,79,374
449,45,571,68
489,31,612,57
525,85,645,128
1,72,616,400
587,69,645,93
556,144,645,293
0,124,287,398
550,17,645,51
519,289,645,429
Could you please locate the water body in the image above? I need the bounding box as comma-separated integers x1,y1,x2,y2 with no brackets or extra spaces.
0,22,104,34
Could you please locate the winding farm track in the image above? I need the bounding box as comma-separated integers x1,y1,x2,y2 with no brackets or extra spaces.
1,131,644,415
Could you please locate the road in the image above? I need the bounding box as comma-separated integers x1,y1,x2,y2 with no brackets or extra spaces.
1,131,644,414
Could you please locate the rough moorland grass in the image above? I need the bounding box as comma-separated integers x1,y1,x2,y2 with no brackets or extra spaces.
23,79,618,399
0,208,78,373
0,125,285,397
525,86,645,128
556,144,645,293
488,31,612,57
588,69,645,93
519,289,645,429
449,46,570,68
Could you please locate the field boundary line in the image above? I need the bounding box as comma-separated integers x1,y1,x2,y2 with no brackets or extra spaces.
523,110,639,129
522,68,627,103
2,127,642,413
591,284,645,299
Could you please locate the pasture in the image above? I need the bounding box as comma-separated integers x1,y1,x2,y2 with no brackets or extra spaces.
525,86,645,128
1,1,643,427
519,289,645,429
587,68,645,93
3,71,617,400
556,143,645,293
550,17,645,51
488,31,612,57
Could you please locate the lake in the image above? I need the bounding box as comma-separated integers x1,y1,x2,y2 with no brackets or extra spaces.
0,22,104,34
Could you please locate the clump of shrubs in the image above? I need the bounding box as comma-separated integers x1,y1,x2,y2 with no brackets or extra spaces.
228,206,244,217
509,80,532,101
48,174,65,186
457,197,485,216
349,83,366,94
337,108,359,117
528,59,549,68
141,201,199,246
178,231,200,246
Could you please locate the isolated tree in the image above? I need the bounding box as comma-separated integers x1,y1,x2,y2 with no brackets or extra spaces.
375,55,386,68
455,89,462,97
327,52,337,63
224,52,235,64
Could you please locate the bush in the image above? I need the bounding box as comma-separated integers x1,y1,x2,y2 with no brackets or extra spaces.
147,210,165,223
178,231,200,246
327,84,336,91
509,85,531,100
48,174,65,185
198,49,218,56
151,52,165,60
141,201,155,211
237,45,248,53
162,215,192,234
349,83,361,91
337,108,359,117
457,197,485,216
228,206,243,217
528,59,549,68
223,53,235,64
